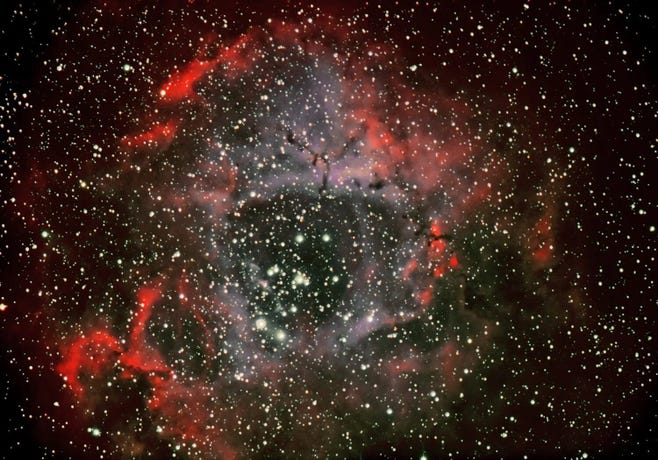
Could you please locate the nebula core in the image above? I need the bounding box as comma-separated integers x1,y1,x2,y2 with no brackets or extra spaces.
1,1,657,459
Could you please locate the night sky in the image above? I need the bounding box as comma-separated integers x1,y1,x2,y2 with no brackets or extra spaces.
1,1,657,459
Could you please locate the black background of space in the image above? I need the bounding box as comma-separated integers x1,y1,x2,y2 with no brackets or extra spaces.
1,1,657,459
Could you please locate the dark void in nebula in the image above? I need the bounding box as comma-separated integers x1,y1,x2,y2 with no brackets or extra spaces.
1,1,657,459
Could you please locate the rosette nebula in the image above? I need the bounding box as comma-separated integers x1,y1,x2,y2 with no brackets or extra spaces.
2,2,657,459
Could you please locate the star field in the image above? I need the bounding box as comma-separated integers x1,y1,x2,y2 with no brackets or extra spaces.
1,1,657,459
